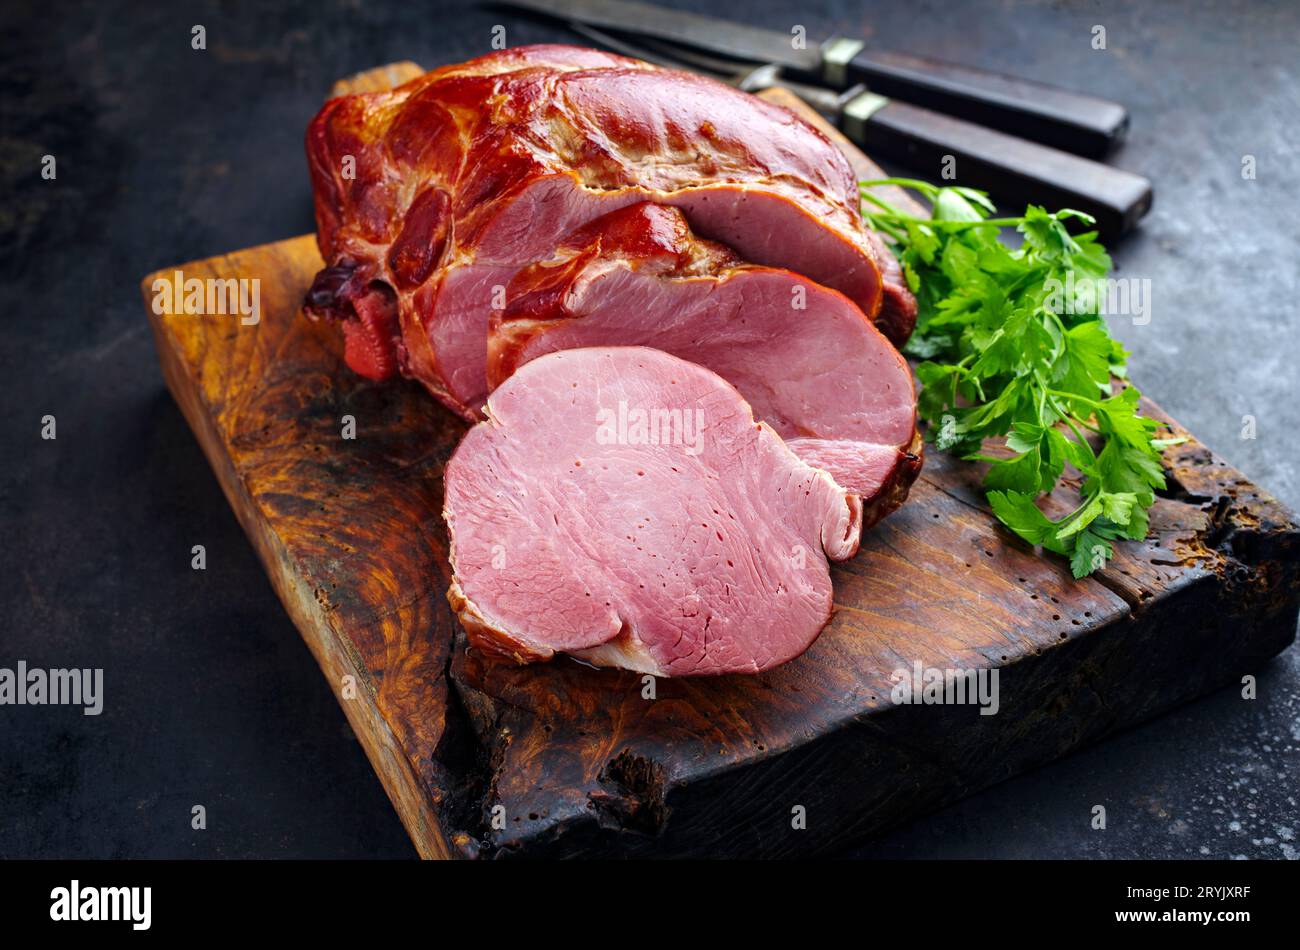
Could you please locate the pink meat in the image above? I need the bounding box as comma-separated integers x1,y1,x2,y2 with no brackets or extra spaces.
303,45,916,419
443,347,863,676
490,203,922,527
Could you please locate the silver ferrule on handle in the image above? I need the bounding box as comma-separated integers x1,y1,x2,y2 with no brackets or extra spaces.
840,89,890,142
821,37,866,88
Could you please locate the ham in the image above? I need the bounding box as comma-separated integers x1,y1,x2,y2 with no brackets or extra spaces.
303,44,916,419
490,202,921,527
304,47,929,676
443,347,863,676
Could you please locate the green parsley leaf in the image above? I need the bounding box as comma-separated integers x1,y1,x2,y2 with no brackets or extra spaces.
862,178,1176,578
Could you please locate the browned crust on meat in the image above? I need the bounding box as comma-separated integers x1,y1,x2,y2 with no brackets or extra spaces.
865,229,918,347
859,429,926,530
446,579,553,666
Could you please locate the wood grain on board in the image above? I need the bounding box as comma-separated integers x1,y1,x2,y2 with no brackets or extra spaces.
143,62,1300,858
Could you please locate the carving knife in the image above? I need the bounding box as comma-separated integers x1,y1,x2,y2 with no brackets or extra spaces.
491,0,1131,158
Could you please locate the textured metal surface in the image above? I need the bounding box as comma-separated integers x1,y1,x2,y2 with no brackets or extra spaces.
1,0,1297,859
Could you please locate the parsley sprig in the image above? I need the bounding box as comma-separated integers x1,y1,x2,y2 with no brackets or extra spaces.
861,178,1177,577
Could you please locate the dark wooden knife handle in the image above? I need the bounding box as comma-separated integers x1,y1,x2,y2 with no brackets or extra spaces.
843,49,1129,159
848,98,1152,236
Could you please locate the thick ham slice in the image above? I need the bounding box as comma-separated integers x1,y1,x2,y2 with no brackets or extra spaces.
303,45,916,418
489,203,922,526
443,347,863,676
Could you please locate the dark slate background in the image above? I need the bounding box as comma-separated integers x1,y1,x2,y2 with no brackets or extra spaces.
1,0,1296,859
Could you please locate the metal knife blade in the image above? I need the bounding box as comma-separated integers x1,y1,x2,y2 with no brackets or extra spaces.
493,0,823,74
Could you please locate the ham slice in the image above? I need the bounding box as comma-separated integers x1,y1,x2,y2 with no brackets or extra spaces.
490,203,922,526
443,347,863,676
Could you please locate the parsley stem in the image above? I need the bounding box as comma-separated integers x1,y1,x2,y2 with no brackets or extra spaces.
859,177,943,198
1061,412,1095,445
859,190,900,214
1048,389,1104,410
864,209,1027,230
1072,416,1102,434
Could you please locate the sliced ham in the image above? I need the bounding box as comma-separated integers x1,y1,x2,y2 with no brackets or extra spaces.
303,45,916,418
490,203,922,526
443,347,863,676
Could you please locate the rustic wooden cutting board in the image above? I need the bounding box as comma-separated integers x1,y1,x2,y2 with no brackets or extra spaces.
143,62,1300,859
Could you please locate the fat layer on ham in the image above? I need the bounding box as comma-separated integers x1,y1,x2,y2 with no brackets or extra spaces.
444,347,863,676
